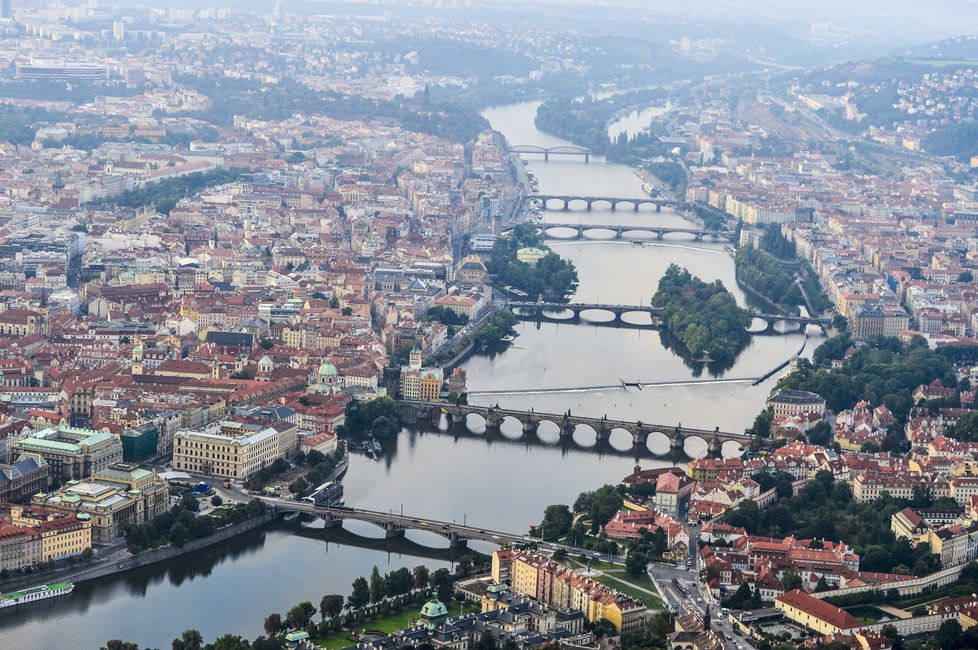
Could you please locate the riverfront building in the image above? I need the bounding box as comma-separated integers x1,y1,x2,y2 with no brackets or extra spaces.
0,504,92,565
172,420,297,480
11,424,123,483
766,389,826,419
31,464,170,543
492,549,646,634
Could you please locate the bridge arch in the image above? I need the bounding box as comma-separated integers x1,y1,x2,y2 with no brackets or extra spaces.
645,430,672,456
463,412,488,433
683,435,709,459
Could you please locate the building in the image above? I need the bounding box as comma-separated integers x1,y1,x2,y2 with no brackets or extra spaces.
0,454,49,503
516,247,548,266
654,471,695,517
172,421,297,480
775,589,862,635
766,389,826,419
11,424,123,483
493,549,646,634
456,256,488,285
121,423,159,462
32,464,170,543
0,504,92,564
0,0,10,20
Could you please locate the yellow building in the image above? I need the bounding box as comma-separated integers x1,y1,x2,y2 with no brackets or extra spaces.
32,464,171,543
418,370,443,402
775,589,862,635
172,421,296,480
3,504,92,563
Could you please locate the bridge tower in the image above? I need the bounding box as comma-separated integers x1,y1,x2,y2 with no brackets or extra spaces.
449,531,468,549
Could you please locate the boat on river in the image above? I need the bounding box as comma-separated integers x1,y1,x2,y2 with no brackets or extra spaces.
0,582,74,609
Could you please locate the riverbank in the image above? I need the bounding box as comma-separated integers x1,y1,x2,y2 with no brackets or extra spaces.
0,510,277,594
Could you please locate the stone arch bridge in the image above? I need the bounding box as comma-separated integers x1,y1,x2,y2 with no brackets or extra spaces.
397,400,751,457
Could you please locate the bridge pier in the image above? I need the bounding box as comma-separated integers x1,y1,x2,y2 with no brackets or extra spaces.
656,204,662,212
610,202,617,211
544,152,549,162
449,533,468,549
523,419,539,436
586,201,593,211
708,437,723,457
385,524,405,539
321,511,343,528
695,233,703,241
562,200,569,211
671,436,684,459
561,418,576,437
584,154,589,163
656,231,664,240
485,412,503,430
596,426,610,442
633,203,640,212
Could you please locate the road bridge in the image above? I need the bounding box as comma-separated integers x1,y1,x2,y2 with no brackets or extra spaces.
507,301,830,333
524,222,732,242
507,145,591,162
264,498,534,548
397,400,751,457
522,194,682,212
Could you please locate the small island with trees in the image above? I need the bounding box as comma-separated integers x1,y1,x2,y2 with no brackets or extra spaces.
651,264,751,364
487,223,578,302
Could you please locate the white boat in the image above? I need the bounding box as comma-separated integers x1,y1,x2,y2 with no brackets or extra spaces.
0,582,74,608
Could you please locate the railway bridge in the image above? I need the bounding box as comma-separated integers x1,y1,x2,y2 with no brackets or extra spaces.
507,144,591,162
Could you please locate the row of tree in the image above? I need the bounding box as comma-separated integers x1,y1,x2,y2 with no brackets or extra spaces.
95,168,247,215
735,245,804,310
124,497,267,553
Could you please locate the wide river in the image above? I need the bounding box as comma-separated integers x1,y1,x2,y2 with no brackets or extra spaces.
0,102,821,649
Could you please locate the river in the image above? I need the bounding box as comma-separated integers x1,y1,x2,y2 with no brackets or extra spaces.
0,101,820,649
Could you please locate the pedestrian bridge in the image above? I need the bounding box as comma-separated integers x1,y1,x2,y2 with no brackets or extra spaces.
508,301,830,334
397,400,751,457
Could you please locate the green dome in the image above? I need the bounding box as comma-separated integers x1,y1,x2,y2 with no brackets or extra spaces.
318,362,338,378
420,598,448,619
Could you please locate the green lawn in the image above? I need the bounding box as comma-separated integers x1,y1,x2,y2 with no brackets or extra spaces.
845,605,891,624
314,601,479,648
570,560,663,610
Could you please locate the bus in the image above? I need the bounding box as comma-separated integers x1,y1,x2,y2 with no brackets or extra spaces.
302,481,344,507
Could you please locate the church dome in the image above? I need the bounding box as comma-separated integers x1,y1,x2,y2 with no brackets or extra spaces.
318,361,338,377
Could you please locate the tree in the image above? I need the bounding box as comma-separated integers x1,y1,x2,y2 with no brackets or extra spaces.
552,548,568,562
429,568,454,602
210,495,223,507
349,577,370,609
169,522,189,548
369,566,387,603
540,504,573,541
936,619,963,650
320,594,343,620
587,485,624,533
264,613,282,636
172,629,204,650
723,582,753,609
589,619,617,638
814,576,830,592
625,549,649,578
413,565,430,589
208,635,252,650
286,601,315,629
782,570,802,592
104,643,140,650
